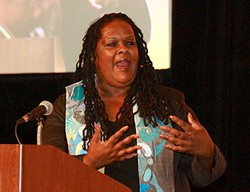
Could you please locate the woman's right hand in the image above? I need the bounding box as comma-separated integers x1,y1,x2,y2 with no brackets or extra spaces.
82,123,141,169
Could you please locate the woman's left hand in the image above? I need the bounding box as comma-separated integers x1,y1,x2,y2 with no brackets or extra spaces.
160,113,215,170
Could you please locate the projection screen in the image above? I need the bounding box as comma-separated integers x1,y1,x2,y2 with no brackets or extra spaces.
0,0,172,74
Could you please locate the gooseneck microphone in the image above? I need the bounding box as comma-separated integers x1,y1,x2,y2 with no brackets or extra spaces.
15,100,53,144
17,100,53,125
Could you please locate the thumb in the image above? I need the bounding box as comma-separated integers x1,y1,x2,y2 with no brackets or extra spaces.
188,113,200,129
91,122,102,142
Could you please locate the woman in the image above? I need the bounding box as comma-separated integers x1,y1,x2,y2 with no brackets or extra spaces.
42,13,226,192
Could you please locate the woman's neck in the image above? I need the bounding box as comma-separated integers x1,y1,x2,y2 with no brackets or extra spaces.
97,80,129,98
97,86,128,122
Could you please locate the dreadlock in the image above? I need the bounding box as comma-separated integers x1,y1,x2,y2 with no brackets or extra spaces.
72,12,171,149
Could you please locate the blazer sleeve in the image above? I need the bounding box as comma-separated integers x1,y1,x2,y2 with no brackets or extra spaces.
42,94,68,153
170,87,227,187
189,145,227,187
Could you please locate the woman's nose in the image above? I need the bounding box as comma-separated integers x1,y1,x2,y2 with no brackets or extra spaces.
118,44,129,54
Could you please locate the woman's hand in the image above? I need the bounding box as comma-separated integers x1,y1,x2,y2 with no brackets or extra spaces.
160,113,215,170
83,123,141,169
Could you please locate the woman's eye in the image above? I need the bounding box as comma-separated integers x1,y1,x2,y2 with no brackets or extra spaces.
107,42,116,47
126,41,136,46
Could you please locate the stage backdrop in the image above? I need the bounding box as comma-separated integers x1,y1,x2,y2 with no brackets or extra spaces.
0,0,172,73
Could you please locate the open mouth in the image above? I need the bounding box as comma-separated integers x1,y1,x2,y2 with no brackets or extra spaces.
115,59,131,71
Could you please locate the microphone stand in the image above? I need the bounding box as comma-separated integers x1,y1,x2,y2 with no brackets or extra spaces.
14,117,45,145
14,120,22,144
36,117,45,145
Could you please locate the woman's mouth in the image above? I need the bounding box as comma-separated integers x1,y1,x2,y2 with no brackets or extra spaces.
115,59,131,71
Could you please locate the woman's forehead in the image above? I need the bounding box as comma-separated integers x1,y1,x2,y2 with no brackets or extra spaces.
100,19,134,36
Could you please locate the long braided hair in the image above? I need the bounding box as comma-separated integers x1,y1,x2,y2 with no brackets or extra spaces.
72,12,170,148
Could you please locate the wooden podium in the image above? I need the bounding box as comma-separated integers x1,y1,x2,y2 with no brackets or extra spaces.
0,144,131,192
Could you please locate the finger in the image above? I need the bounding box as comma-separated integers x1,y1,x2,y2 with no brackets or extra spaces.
91,122,102,143
108,125,129,143
119,153,137,162
118,134,139,148
124,145,142,154
170,115,192,132
164,134,186,146
117,145,140,157
187,113,200,129
117,146,140,161
123,152,138,160
160,125,171,133
161,126,183,138
94,122,102,132
124,153,138,159
164,144,184,153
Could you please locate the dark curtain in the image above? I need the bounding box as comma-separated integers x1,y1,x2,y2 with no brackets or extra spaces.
0,73,73,144
171,1,250,192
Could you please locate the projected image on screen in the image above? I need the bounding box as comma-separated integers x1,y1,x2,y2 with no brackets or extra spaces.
0,0,171,73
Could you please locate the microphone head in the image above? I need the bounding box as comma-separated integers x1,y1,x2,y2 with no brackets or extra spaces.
39,100,53,116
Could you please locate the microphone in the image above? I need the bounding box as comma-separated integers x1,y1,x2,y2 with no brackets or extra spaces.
17,100,53,124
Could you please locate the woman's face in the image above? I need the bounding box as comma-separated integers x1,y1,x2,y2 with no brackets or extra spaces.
95,19,139,90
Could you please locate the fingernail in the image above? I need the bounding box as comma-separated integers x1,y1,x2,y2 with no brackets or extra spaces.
160,134,168,139
134,134,139,139
161,126,170,131
121,126,129,132
188,113,193,122
137,145,142,149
